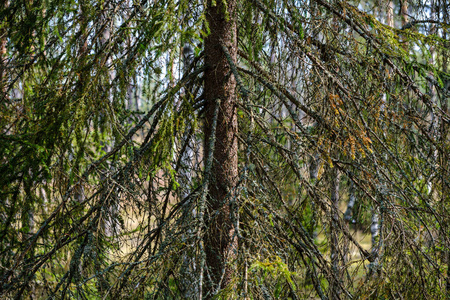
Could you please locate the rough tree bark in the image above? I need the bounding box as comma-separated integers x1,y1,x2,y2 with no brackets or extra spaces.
203,0,238,297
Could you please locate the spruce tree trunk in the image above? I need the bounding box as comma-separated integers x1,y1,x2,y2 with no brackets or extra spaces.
204,0,238,296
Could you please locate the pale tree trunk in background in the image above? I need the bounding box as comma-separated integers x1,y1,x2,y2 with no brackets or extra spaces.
127,0,140,123
21,5,36,283
329,168,342,299
96,5,117,292
73,0,89,205
386,0,394,28
98,4,119,238
400,0,408,50
308,151,319,236
126,77,134,123
370,208,380,253
369,203,381,277
400,0,408,27
369,157,385,277
427,0,437,197
203,0,238,297
65,2,90,293
125,1,134,116
307,0,320,239
344,173,356,223
342,173,355,269
23,0,37,245
168,46,176,88
368,0,395,276
179,43,198,299
328,15,345,295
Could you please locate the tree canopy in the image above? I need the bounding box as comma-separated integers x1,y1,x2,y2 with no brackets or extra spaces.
1,0,449,299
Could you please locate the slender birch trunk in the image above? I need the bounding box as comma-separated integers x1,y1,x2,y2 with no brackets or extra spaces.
329,168,341,298
344,173,356,223
368,0,394,276
179,43,198,299
97,4,120,238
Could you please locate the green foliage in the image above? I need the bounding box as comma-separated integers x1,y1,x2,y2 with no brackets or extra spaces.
1,0,450,299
